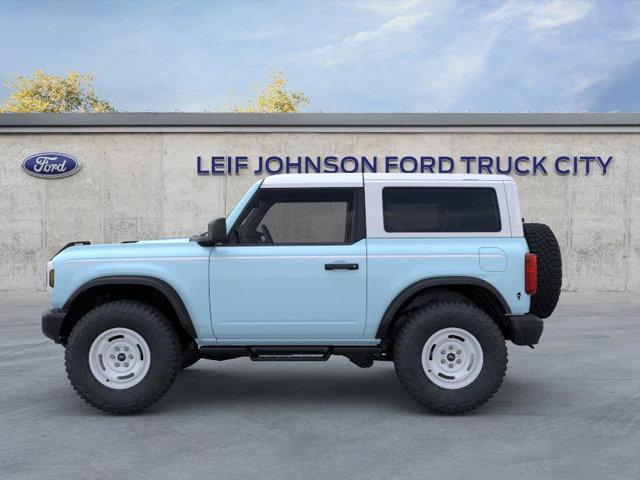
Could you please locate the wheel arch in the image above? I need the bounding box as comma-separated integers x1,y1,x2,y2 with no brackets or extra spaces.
375,276,511,341
61,275,197,343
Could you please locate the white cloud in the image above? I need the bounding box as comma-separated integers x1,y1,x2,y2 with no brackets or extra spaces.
419,29,500,109
482,0,524,23
297,0,633,112
620,0,640,41
301,11,430,66
484,0,592,29
351,0,430,16
530,0,592,28
474,0,638,111
335,12,427,45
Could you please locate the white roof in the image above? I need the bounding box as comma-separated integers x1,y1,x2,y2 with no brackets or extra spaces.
261,172,513,188
364,173,514,182
261,173,363,188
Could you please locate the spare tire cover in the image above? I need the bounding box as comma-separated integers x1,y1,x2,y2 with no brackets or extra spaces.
523,223,562,319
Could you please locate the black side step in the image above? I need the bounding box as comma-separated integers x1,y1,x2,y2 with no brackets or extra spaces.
249,346,331,361
198,345,389,367
251,355,330,361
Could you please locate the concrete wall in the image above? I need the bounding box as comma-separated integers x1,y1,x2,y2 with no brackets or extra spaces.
1,130,638,292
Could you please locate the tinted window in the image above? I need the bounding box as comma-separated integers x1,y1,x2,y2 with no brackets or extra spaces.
383,187,501,233
234,189,357,244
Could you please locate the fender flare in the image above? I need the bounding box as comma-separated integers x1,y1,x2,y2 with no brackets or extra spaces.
64,275,197,338
375,276,511,339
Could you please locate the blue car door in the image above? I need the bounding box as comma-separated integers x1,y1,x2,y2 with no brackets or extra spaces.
210,187,367,341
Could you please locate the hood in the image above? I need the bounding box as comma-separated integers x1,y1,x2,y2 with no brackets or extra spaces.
52,237,195,262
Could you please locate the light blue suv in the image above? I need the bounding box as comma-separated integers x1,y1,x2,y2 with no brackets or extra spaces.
42,173,562,414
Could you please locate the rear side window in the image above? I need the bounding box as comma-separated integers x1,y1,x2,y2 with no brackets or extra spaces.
382,187,501,233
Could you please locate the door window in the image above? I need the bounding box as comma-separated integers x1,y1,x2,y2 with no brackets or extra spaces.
231,188,360,245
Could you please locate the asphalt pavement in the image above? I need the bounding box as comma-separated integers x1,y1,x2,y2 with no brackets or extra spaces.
1,290,639,480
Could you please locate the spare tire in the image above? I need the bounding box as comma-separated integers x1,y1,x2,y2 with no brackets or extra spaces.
523,223,562,319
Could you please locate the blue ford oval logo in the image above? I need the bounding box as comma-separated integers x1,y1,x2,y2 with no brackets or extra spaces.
22,152,81,179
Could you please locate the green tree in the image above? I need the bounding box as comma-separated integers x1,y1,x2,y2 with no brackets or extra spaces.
0,70,114,113
233,69,309,113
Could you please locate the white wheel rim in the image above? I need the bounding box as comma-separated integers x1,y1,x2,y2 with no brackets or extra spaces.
88,328,151,390
421,327,483,390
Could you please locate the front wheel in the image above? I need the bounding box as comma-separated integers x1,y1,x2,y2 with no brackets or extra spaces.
65,300,182,414
393,301,507,414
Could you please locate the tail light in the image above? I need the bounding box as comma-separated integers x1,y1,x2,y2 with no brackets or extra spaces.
525,253,537,295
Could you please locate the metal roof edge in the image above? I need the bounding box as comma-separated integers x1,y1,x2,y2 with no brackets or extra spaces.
0,112,639,128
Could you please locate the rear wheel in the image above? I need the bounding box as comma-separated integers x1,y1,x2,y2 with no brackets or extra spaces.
393,301,507,414
65,300,181,414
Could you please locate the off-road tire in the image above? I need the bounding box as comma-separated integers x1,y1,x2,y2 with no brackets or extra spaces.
523,222,562,319
65,300,181,414
393,301,507,414
180,341,200,369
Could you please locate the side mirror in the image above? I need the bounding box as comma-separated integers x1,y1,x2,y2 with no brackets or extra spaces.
207,217,227,245
195,217,227,246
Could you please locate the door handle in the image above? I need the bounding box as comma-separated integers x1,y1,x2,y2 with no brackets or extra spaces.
325,263,359,271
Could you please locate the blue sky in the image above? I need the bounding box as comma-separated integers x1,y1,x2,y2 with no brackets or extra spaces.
0,0,638,112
